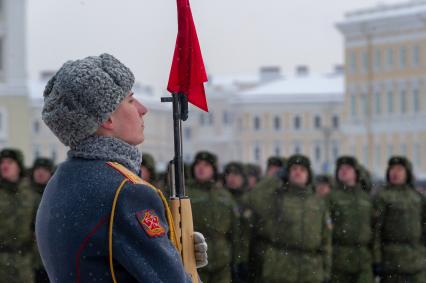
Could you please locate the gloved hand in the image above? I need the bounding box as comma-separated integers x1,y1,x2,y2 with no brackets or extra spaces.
193,232,208,268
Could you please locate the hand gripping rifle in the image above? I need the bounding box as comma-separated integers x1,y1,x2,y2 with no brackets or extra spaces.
161,93,198,282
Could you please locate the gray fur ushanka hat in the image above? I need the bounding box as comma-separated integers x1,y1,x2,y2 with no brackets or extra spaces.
42,53,135,148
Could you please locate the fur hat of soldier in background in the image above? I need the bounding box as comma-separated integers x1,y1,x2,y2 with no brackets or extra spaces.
42,53,135,148
386,156,415,188
223,161,247,190
245,163,262,181
286,154,313,185
141,153,157,181
32,157,55,173
191,151,218,180
315,174,333,186
267,156,284,168
358,164,372,192
335,155,360,182
0,148,26,178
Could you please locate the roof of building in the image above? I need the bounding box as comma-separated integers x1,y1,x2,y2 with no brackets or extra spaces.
233,73,344,104
341,0,426,24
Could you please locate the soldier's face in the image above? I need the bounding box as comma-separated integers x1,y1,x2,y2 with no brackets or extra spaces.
226,173,244,190
0,158,20,182
109,93,148,145
33,167,52,185
266,165,280,177
338,164,356,186
194,161,214,182
316,183,331,198
289,165,309,187
389,165,407,185
140,165,151,181
248,176,257,189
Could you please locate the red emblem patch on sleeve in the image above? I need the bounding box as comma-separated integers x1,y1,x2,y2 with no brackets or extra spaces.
136,210,166,238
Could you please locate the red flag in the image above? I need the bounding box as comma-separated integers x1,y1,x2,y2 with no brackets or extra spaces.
167,0,208,112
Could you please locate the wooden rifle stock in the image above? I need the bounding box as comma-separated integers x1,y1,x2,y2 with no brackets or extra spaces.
162,93,199,282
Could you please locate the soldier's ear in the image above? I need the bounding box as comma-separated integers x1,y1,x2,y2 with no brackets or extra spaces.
98,117,114,131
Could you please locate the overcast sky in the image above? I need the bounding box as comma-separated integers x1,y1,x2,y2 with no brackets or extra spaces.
27,0,402,96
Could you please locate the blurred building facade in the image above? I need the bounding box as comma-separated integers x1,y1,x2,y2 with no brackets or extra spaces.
337,0,426,179
0,0,31,159
183,66,345,174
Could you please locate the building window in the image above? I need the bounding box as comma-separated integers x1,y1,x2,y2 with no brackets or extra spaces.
314,116,321,129
33,145,40,159
374,48,381,70
400,89,406,113
33,120,40,134
399,47,406,68
274,116,281,131
332,142,339,160
332,115,339,129
412,45,420,67
254,145,261,162
294,143,301,154
351,95,357,117
184,127,191,140
315,145,321,162
413,89,420,113
199,113,205,126
375,92,381,114
387,91,393,113
51,147,57,162
350,51,357,73
386,48,393,68
254,116,261,130
223,111,230,125
274,143,281,156
208,113,214,126
294,115,301,130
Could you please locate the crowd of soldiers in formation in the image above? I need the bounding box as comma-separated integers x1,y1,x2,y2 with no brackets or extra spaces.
143,151,426,283
0,147,425,283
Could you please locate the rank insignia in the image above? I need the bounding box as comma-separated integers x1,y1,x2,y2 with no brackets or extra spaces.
136,210,166,237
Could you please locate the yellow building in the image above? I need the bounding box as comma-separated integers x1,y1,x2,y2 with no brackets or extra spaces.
337,0,426,179
0,0,31,163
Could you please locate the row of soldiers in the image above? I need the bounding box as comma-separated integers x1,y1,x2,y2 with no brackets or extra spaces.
141,151,426,283
0,148,54,283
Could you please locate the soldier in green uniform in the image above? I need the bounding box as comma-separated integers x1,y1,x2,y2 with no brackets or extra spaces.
30,157,54,283
265,156,284,178
186,151,236,283
140,152,157,184
329,156,374,283
314,175,333,199
245,163,261,191
246,154,331,283
0,148,35,283
223,162,251,283
373,156,426,283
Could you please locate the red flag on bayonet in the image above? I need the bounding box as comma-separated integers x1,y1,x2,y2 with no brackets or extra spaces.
167,0,208,112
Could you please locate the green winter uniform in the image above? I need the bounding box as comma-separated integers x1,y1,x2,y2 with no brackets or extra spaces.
187,179,236,283
0,178,35,283
246,177,332,283
329,183,374,283
373,185,426,282
373,156,426,283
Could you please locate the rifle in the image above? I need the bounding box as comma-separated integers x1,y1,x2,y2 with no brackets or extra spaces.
161,93,198,282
